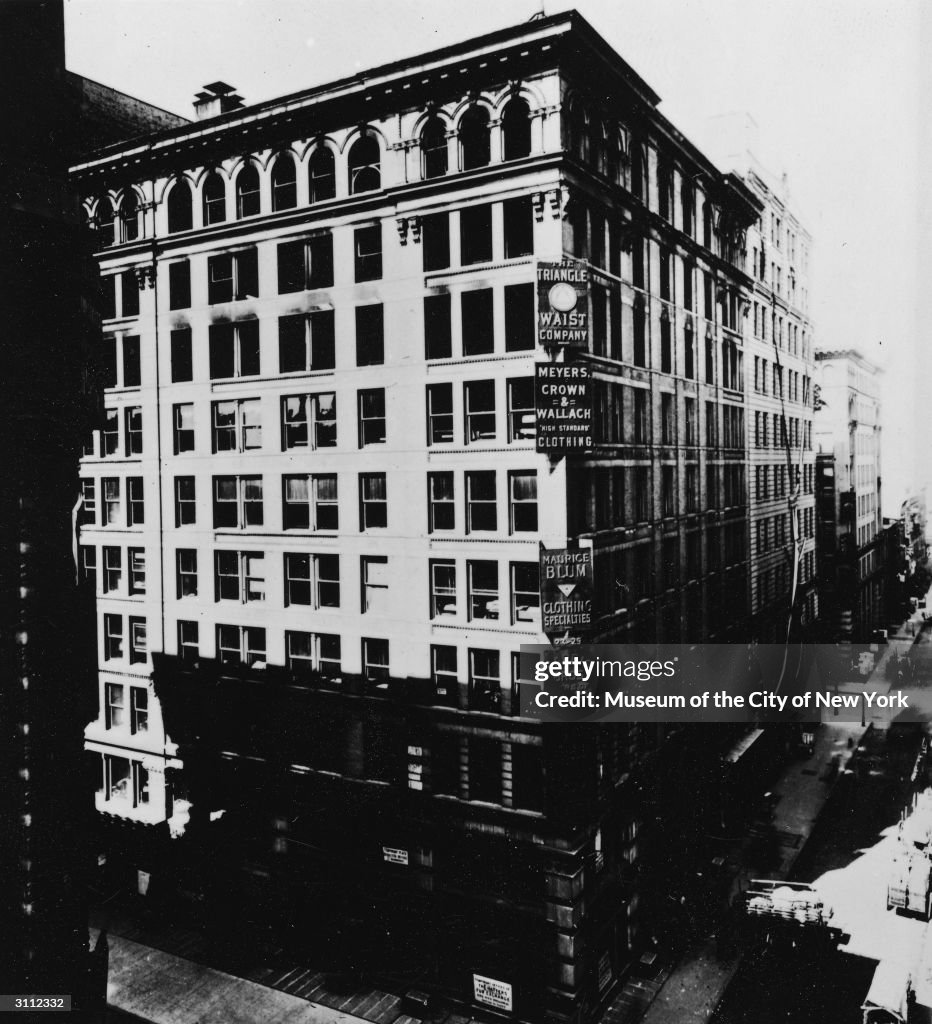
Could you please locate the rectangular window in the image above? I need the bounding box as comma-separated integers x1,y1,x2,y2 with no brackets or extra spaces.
277,233,334,292
661,392,675,445
461,288,494,356
431,645,458,700
124,407,143,455
170,327,192,383
122,335,141,387
506,377,535,442
103,409,119,456
361,556,390,614
428,472,455,532
105,755,130,802
283,553,339,608
362,638,390,689
173,403,194,454
80,545,97,587
466,471,497,532
122,272,139,318
212,398,262,453
105,682,124,729
129,616,147,664
355,303,384,365
685,397,697,446
174,476,195,526
469,651,501,714
100,277,117,320
103,477,120,525
503,196,533,258
422,213,450,271
103,546,122,593
80,478,97,525
131,688,148,735
460,204,493,265
208,320,260,379
358,389,386,446
354,224,382,282
176,549,198,598
127,477,144,526
424,293,452,359
212,475,263,529
426,383,453,445
359,473,387,529
464,379,495,442
104,613,123,660
504,282,534,351
216,624,266,668
207,248,258,304
467,561,498,620
430,560,457,618
128,547,146,595
178,620,199,662
686,464,699,513
281,392,336,450
509,471,538,533
284,552,311,606
506,562,540,631
168,260,191,310
282,474,338,531
633,389,648,444
286,631,341,679
278,310,335,372
633,466,649,522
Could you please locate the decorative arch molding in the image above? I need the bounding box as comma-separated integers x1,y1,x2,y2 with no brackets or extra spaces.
154,172,200,206
449,94,495,125
297,135,339,162
491,82,546,115
410,107,455,138
338,124,388,155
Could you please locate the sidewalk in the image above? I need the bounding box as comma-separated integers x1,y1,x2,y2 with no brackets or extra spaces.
93,928,390,1024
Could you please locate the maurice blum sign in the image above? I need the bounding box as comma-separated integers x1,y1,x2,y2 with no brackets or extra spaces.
538,259,590,347
540,547,593,637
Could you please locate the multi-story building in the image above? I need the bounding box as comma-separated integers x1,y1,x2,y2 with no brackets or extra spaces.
71,11,762,1022
814,349,884,639
706,114,818,642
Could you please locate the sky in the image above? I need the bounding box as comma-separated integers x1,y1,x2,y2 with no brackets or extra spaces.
64,0,924,512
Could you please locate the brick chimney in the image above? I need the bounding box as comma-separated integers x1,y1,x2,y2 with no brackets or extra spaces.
193,81,244,120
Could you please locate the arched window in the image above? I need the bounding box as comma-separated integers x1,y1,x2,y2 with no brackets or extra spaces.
348,133,381,194
271,154,297,211
460,106,490,170
120,190,140,242
96,197,115,248
236,163,261,218
202,171,226,225
167,179,193,233
502,97,531,161
308,147,335,203
588,118,604,174
421,117,448,179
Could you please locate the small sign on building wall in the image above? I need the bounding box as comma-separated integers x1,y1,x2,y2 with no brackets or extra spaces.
473,974,514,1012
540,547,593,638
382,846,409,866
535,363,592,452
537,259,590,347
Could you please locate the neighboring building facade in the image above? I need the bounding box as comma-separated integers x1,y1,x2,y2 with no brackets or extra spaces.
0,0,185,1014
814,349,884,639
71,12,762,1022
705,115,818,642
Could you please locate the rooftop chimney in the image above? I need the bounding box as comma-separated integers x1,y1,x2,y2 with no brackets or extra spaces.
193,81,244,120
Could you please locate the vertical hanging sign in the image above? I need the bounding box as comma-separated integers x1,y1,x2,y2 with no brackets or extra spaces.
537,259,590,347
535,363,592,452
540,546,593,639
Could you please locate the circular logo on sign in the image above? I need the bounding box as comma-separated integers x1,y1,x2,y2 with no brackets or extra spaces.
548,282,578,312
